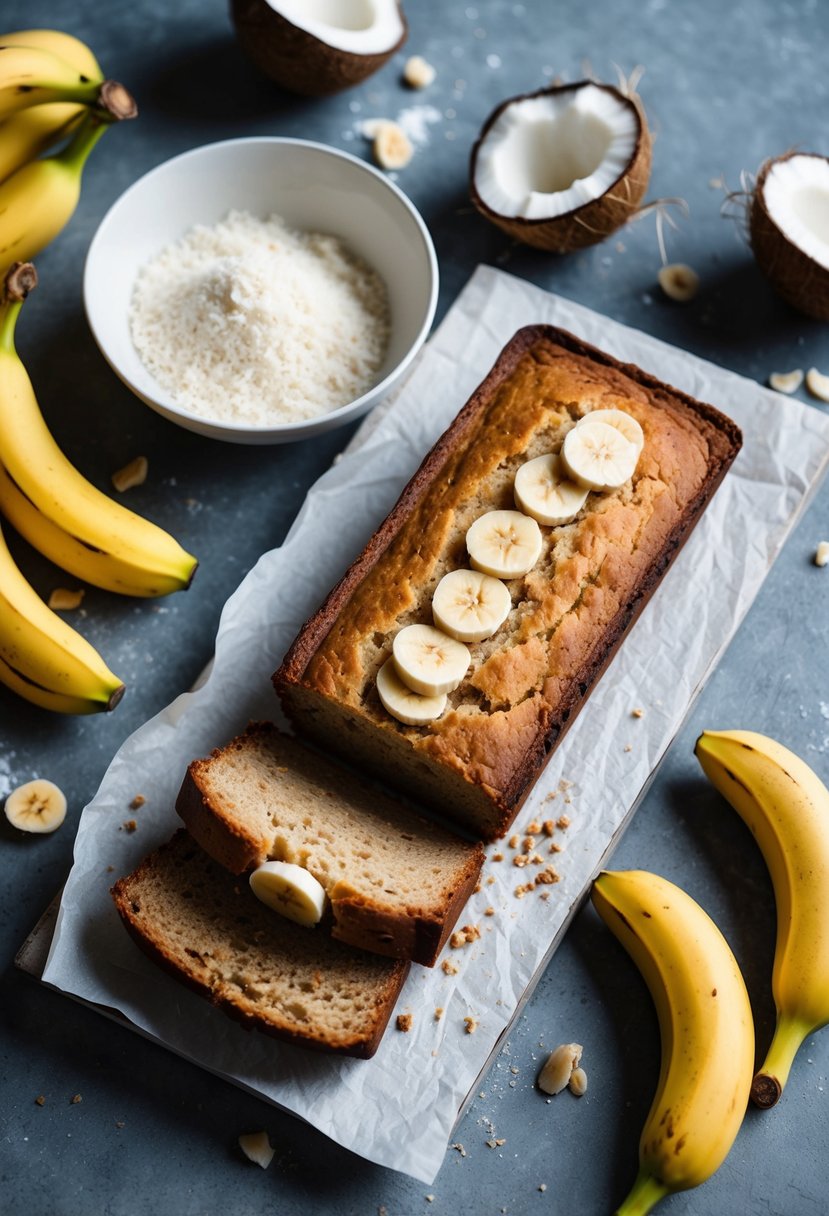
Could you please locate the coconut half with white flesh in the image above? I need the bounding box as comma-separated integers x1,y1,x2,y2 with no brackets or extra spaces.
231,0,407,96
750,152,829,321
470,81,652,252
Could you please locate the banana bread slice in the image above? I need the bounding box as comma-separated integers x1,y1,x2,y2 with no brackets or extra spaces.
275,325,742,840
112,831,408,1059
176,723,484,967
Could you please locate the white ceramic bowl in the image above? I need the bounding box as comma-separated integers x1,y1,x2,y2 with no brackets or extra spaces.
84,137,438,444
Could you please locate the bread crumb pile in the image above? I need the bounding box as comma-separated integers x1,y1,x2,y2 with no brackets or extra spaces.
129,210,390,426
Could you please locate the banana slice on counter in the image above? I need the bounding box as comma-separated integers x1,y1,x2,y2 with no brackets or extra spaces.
466,509,542,579
4,778,67,833
579,408,644,455
377,657,447,725
432,568,512,643
561,419,638,491
392,623,470,696
514,453,589,526
249,860,327,927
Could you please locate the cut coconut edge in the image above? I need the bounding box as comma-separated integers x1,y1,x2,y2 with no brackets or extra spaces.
749,151,829,321
469,81,652,251
256,0,405,55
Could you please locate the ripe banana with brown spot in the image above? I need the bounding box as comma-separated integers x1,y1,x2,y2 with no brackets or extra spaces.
695,728,829,1108
592,869,754,1216
0,264,196,599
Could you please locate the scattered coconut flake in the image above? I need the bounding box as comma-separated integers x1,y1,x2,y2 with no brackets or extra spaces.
111,455,148,492
658,263,699,302
238,1131,274,1169
769,369,804,394
403,55,436,89
815,541,829,567
373,121,413,170
396,103,443,146
48,588,84,611
806,367,829,402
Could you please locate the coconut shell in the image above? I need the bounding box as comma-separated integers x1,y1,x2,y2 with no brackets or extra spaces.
469,81,652,253
230,0,407,96
750,152,829,322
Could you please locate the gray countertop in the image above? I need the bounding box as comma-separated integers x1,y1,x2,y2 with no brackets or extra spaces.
1,2,828,1214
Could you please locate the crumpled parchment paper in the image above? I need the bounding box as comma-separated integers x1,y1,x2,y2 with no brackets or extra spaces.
42,265,829,1183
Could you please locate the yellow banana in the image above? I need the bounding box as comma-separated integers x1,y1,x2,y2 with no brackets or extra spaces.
0,30,103,183
592,870,754,1216
0,519,124,713
0,461,191,596
695,728,829,1108
0,91,135,267
0,264,196,591
0,42,106,119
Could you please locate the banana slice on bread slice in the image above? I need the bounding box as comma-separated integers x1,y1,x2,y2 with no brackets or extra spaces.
249,860,328,927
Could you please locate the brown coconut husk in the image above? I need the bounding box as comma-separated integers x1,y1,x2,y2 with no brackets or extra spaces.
750,152,829,322
469,81,652,253
230,0,407,96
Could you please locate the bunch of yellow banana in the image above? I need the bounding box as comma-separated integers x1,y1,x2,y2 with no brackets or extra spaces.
696,729,829,1109
0,28,136,264
0,264,197,713
592,870,755,1216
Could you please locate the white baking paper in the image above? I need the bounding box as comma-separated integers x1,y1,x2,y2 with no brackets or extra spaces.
42,266,829,1183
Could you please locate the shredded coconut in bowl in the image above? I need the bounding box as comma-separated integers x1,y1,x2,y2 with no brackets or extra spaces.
129,210,390,427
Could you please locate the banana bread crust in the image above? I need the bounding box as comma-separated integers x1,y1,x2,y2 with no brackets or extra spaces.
275,325,742,839
175,722,484,966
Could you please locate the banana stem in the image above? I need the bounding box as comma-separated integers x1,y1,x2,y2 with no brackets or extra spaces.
52,111,109,175
615,1169,670,1216
752,1014,809,1108
0,262,36,352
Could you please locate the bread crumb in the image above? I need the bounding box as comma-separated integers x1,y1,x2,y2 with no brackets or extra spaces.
425,1196,435,1205
544,791,557,801
508,834,520,849
35,1095,45,1106
434,1007,444,1021
624,744,633,752
631,707,645,718
48,588,84,611
122,819,138,833
523,835,536,851
486,875,495,885
396,1013,413,1032
486,1137,506,1148
542,819,555,836
130,794,146,809
536,866,560,885
115,1120,125,1129
559,779,573,791
539,890,551,901
513,853,529,868
106,864,114,871
112,455,148,492
473,881,481,893
815,541,829,567
492,852,504,862
539,1184,547,1192
463,1016,478,1034
526,820,541,834
70,1094,82,1104
556,815,570,830
548,841,562,854
484,906,495,917
442,959,459,975
451,1142,467,1157
530,852,544,865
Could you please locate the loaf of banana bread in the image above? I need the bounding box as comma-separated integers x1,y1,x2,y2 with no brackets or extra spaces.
275,325,741,840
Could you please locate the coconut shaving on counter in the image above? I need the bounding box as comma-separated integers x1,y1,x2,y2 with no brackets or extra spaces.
129,210,390,426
